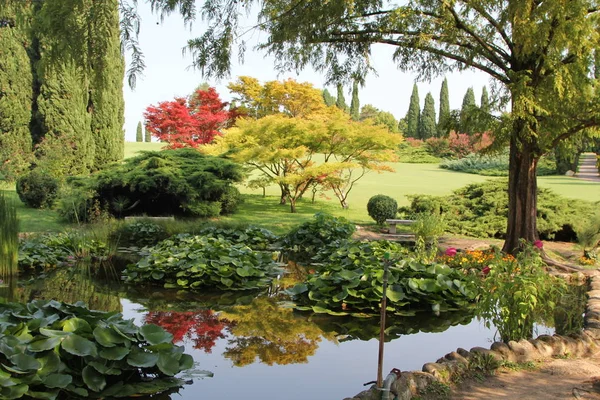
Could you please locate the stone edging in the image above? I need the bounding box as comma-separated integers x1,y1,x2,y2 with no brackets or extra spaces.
344,275,600,400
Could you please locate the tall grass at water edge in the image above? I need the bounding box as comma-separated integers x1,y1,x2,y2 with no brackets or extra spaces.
0,193,18,278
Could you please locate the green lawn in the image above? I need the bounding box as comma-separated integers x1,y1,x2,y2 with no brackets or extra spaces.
8,143,600,233
123,142,165,159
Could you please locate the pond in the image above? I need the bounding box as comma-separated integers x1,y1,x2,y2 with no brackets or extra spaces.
3,268,585,400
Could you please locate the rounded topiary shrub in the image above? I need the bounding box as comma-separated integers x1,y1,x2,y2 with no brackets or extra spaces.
16,170,59,209
367,194,398,225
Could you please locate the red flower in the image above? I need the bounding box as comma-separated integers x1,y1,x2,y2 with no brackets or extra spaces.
534,240,543,249
444,248,457,257
482,266,491,276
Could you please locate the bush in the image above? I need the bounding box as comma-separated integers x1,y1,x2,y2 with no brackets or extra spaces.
57,149,244,221
440,151,556,176
0,300,194,399
367,194,398,225
400,180,592,240
16,170,59,208
396,140,440,163
281,213,356,262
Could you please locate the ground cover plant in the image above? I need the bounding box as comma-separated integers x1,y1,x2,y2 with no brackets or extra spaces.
124,235,281,291
400,180,593,240
440,151,556,176
0,300,194,399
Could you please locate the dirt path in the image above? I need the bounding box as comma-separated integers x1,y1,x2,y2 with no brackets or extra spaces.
451,355,600,399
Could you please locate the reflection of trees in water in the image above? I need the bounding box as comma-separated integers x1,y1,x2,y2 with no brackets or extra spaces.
310,309,476,342
553,284,587,336
219,297,336,367
8,268,121,312
144,310,231,353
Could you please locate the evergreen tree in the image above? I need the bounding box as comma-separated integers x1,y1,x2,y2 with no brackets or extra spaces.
322,88,336,107
89,0,125,169
136,121,143,142
437,78,450,137
144,122,151,142
350,81,360,120
418,92,437,139
460,87,477,135
34,62,95,178
405,84,420,138
335,84,348,112
0,16,32,181
481,86,490,114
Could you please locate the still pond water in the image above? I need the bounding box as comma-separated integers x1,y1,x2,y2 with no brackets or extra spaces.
7,269,581,400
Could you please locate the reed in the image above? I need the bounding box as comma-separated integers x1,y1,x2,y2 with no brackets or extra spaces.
0,193,19,279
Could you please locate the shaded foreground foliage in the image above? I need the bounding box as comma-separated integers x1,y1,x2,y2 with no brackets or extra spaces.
0,300,193,399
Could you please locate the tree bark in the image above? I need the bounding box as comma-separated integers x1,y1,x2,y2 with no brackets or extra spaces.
289,197,297,213
502,134,539,254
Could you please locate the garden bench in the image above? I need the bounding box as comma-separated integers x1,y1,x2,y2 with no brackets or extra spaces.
385,219,414,234
124,216,175,221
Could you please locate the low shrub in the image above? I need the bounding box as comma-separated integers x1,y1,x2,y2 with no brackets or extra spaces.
281,213,356,262
16,170,59,208
108,220,169,248
0,300,194,399
399,180,592,240
440,151,556,176
396,140,440,163
367,194,398,225
124,235,281,291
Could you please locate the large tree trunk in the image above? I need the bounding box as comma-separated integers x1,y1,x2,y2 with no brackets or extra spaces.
502,134,540,254
278,184,288,205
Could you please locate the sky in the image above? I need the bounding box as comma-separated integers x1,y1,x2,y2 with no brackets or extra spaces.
122,2,491,142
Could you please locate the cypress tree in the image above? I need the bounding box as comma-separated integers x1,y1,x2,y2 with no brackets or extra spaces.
89,0,125,169
481,86,490,114
438,78,450,137
418,92,437,139
322,88,336,106
405,84,420,138
350,81,360,120
34,61,95,178
335,84,348,112
0,13,32,181
136,121,143,142
144,122,151,142
460,87,476,135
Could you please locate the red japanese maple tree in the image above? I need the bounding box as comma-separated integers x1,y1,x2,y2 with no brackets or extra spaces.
144,87,237,148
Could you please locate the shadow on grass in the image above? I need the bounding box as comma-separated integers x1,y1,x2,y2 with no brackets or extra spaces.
1,190,67,233
222,195,348,234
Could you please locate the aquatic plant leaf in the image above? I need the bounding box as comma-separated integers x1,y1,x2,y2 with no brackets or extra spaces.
140,324,173,345
28,337,62,352
61,335,98,357
127,349,159,368
42,373,72,389
9,353,41,371
99,346,130,361
82,365,106,392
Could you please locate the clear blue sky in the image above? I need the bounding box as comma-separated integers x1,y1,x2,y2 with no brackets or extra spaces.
122,2,490,142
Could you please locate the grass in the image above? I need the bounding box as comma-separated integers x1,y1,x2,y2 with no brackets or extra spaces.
8,143,600,233
123,141,165,159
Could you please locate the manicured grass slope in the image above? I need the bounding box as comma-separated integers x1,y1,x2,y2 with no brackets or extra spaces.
10,143,600,233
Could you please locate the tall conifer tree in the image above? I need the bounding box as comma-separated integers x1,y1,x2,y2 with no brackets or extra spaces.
460,87,476,135
136,121,143,142
438,78,450,137
335,84,348,112
481,86,490,114
0,9,32,181
89,0,125,169
144,122,151,142
350,81,360,120
418,93,437,139
405,84,420,138
322,89,336,107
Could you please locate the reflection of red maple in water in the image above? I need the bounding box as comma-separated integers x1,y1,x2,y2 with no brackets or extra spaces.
144,310,231,353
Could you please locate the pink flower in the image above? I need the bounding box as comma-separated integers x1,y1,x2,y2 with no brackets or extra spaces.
534,240,543,249
445,248,457,257
482,266,491,276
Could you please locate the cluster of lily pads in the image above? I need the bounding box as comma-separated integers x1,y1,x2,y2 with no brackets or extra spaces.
124,235,281,291
0,300,194,399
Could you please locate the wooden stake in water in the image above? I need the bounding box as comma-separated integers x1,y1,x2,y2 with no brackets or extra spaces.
377,253,390,388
